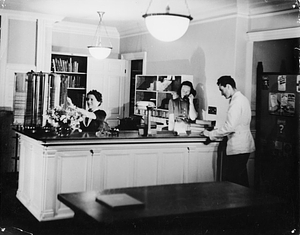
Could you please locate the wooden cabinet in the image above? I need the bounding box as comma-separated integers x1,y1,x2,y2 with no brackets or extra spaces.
135,75,193,125
51,54,87,108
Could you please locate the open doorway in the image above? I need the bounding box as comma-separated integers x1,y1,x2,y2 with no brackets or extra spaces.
129,60,143,115
121,52,147,116
253,38,300,74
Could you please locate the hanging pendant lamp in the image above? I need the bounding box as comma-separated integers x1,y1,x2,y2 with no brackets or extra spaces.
142,0,193,42
88,11,112,60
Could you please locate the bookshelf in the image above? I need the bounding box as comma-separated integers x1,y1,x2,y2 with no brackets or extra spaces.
51,54,87,108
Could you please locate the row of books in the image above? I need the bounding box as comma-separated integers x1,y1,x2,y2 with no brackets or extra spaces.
67,75,85,88
47,74,85,89
52,58,80,72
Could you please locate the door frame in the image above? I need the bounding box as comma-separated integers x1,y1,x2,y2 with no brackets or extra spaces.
121,51,147,74
121,51,147,117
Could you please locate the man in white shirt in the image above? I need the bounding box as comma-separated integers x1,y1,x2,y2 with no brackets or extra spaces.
203,76,255,187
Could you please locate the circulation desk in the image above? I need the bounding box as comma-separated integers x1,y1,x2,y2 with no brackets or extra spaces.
15,130,222,221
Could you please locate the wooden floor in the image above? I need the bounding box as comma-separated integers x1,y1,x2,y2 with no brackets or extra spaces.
0,173,297,235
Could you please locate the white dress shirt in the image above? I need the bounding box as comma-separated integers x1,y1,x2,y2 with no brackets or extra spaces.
208,91,255,155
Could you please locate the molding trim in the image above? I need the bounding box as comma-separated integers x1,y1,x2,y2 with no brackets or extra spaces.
249,4,297,16
247,27,300,41
0,15,8,108
0,9,63,22
120,13,242,39
52,21,120,39
121,51,147,74
249,8,297,18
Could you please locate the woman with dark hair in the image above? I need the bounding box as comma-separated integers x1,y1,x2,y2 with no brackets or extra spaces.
67,90,106,132
168,81,198,132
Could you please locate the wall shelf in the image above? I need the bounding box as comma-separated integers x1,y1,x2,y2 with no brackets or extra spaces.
51,54,87,108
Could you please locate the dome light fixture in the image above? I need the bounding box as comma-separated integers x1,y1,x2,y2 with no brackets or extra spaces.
142,0,193,42
88,11,112,60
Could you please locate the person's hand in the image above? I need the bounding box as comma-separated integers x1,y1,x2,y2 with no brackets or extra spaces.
203,129,210,137
170,91,179,99
67,97,76,109
188,94,194,103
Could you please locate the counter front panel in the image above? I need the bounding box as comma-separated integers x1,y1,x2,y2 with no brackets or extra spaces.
16,130,221,221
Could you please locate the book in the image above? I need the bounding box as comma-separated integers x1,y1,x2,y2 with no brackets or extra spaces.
195,120,210,125
96,193,144,209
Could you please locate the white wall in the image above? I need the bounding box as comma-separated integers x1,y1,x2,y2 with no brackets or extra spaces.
7,19,36,64
0,16,38,110
249,10,299,32
52,21,120,59
120,16,248,128
120,11,299,127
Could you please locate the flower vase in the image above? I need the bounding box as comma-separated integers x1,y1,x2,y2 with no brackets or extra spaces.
56,126,71,137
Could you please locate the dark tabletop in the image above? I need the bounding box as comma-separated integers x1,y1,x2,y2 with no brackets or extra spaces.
58,182,284,225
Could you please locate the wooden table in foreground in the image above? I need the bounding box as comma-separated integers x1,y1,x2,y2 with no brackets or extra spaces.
58,181,285,227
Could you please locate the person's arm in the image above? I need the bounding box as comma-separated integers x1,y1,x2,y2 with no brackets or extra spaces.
168,99,175,131
168,114,175,131
66,97,97,119
188,94,198,121
203,100,240,140
76,108,96,119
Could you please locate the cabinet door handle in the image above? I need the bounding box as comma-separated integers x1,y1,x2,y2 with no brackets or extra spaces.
90,149,94,155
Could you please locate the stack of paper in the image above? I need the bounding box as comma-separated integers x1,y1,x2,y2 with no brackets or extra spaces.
96,193,144,209
190,123,205,132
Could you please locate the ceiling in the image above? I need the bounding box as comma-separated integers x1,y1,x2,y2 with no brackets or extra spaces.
1,0,297,37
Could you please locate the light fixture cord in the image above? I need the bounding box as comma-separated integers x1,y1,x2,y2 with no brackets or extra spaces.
145,0,154,14
184,0,192,16
94,12,103,46
95,11,112,47
102,13,113,47
145,0,191,16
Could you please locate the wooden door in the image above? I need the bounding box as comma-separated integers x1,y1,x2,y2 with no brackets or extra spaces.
87,58,129,127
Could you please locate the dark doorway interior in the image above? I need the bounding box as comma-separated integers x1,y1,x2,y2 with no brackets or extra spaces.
129,59,143,115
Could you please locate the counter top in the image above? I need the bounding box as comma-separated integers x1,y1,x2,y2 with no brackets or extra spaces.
14,129,214,146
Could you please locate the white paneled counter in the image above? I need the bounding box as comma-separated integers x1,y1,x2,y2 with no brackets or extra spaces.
16,130,222,221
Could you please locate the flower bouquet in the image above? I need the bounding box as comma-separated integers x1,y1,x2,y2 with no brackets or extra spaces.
45,106,83,136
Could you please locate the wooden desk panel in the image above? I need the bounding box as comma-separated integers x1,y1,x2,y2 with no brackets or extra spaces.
58,182,284,225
